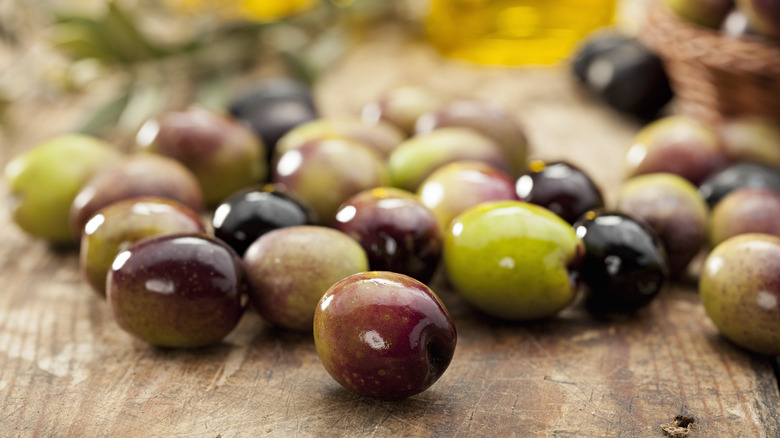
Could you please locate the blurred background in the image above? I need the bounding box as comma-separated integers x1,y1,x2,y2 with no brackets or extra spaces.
0,0,651,150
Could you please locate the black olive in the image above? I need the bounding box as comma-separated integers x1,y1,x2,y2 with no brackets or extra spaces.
574,211,669,313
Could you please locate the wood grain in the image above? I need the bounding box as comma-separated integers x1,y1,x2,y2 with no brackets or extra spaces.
1,20,778,438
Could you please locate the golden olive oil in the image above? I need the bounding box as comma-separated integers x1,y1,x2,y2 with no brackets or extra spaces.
426,0,617,65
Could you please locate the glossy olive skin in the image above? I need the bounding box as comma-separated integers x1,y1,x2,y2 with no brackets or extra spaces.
272,138,389,224
708,188,780,247
698,162,780,207
314,271,457,400
333,188,442,284
136,106,267,206
228,78,318,154
574,211,668,312
107,234,249,348
70,154,204,237
243,226,369,331
616,173,709,275
516,161,604,224
443,201,584,320
80,197,207,296
212,185,318,256
418,161,519,232
624,116,728,185
700,233,780,355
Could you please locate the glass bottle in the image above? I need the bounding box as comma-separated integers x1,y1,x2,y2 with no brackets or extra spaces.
426,0,617,65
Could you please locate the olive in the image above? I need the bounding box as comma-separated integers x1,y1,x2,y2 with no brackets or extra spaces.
616,173,708,276
708,187,780,247
212,184,318,256
574,211,669,313
624,115,727,186
107,234,249,348
228,78,318,156
572,34,673,119
333,187,442,284
700,233,780,356
698,162,780,207
572,33,632,81
516,160,604,224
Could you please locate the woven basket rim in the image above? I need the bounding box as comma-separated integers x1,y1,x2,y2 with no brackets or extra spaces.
641,1,780,75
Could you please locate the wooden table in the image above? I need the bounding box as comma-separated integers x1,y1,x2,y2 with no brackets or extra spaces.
1,17,778,438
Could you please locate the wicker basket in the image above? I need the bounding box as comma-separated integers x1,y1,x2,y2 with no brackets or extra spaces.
640,1,780,126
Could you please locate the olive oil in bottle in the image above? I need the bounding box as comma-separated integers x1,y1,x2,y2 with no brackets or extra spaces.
426,0,617,65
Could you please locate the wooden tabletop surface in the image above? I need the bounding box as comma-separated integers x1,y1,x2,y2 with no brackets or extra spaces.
1,8,779,438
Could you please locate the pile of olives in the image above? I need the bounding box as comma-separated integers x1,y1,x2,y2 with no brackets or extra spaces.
5,77,780,401
615,114,780,355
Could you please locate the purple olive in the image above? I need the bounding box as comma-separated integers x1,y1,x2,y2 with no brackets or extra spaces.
333,187,442,284
616,173,709,275
624,116,728,186
70,154,204,237
80,197,207,296
314,271,457,400
272,138,389,224
243,226,368,332
136,106,267,206
107,234,249,348
708,187,780,247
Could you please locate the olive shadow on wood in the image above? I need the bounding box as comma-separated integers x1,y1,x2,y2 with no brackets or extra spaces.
139,341,237,361
454,291,658,333
317,383,451,414
249,324,316,349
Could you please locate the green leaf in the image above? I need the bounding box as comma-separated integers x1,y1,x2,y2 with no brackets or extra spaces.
103,1,166,62
51,1,166,64
77,91,131,136
117,81,166,132
48,19,122,63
